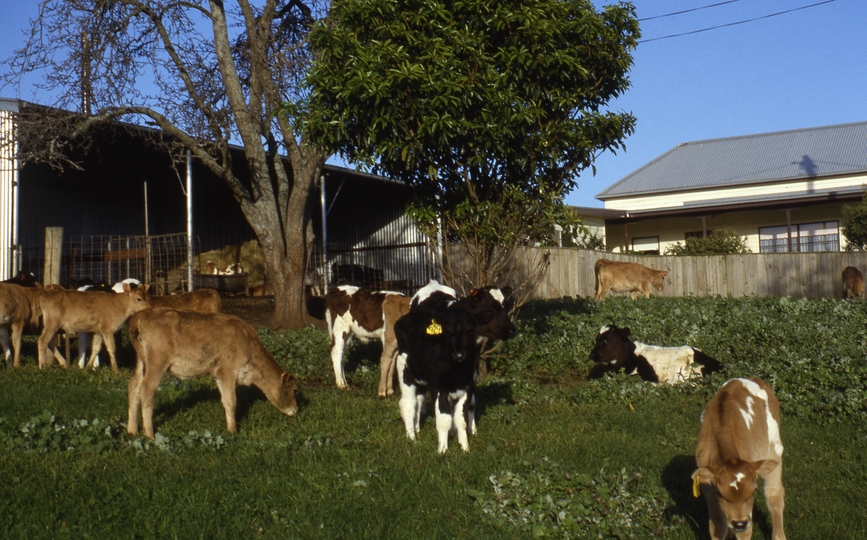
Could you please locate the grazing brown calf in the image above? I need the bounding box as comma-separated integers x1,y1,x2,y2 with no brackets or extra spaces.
147,288,222,312
127,308,299,438
0,283,42,367
692,378,786,540
594,259,668,300
36,284,151,371
842,266,865,299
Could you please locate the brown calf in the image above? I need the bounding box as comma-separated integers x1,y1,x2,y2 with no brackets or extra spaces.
692,378,786,540
594,259,668,300
842,266,865,299
127,308,299,438
0,283,42,367
147,288,222,312
36,284,151,371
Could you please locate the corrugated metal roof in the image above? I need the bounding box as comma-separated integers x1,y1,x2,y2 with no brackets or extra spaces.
596,121,867,200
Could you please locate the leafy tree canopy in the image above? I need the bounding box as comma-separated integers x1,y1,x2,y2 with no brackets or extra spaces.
302,0,640,211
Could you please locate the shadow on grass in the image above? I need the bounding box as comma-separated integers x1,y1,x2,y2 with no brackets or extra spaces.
153,384,291,432
662,454,775,540
517,296,597,334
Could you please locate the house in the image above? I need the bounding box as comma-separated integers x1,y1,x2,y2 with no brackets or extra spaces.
595,121,867,254
0,98,436,292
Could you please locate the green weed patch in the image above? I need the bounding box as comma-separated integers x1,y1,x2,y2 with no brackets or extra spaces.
0,296,865,538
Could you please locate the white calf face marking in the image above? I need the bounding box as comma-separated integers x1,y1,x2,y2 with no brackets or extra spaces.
488,288,505,306
729,472,746,489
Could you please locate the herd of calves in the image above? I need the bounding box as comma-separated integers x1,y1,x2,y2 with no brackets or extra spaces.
0,269,790,539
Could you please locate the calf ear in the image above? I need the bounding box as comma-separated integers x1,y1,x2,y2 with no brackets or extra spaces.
661,271,669,277
500,286,512,299
754,458,780,477
281,372,296,384
123,283,131,294
692,467,716,486
618,326,631,338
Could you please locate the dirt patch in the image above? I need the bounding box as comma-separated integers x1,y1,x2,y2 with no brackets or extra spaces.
220,296,276,329
220,295,327,330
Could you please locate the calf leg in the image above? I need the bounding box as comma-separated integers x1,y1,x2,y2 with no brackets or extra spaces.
137,370,164,439
77,333,91,369
0,326,10,367
378,337,399,398
763,463,787,540
330,326,351,389
96,331,120,372
214,377,239,433
397,353,421,440
452,392,470,452
127,365,144,435
86,333,104,370
466,392,477,435
37,323,66,370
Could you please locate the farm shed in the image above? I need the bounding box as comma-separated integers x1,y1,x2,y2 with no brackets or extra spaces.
0,98,437,292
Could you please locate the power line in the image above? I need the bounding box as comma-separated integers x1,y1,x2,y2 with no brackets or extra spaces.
639,0,743,22
639,0,836,43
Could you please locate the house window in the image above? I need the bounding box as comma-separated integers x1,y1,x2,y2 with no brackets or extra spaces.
632,236,660,255
759,221,839,253
685,230,713,240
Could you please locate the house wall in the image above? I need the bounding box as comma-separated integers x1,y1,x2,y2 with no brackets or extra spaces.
603,173,867,211
605,202,849,253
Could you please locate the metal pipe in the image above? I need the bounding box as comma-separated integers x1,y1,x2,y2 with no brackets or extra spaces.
187,151,193,291
320,174,328,285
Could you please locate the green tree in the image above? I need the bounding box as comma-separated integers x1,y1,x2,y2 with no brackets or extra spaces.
841,192,867,250
2,0,327,329
302,0,639,301
663,228,751,256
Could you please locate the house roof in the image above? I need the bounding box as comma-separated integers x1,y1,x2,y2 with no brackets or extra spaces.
596,121,867,200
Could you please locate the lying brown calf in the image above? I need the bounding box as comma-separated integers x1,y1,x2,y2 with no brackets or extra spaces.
127,308,299,438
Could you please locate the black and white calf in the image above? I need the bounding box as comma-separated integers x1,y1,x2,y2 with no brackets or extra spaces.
395,305,481,453
396,280,517,453
589,324,722,384
324,285,410,395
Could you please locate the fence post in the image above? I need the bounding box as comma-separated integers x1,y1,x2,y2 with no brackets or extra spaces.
44,226,63,286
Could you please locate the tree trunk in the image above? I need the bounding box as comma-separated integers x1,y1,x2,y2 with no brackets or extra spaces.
240,154,324,330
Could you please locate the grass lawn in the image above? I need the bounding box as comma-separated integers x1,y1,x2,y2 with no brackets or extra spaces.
1,295,866,539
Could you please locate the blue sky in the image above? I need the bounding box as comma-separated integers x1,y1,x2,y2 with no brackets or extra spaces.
2,1,865,209
580,0,867,208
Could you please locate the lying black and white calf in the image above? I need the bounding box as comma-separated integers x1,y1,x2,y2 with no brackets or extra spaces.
589,324,722,384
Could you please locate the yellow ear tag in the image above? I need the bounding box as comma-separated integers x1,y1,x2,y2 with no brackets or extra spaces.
692,476,701,498
426,320,443,335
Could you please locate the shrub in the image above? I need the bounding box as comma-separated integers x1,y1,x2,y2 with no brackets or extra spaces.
663,227,750,255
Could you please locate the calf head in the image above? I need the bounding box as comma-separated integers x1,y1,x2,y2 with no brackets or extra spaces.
590,324,635,367
272,372,300,417
692,458,780,536
458,286,517,341
652,271,669,291
123,284,151,313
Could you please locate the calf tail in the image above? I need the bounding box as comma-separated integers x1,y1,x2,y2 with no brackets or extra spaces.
692,348,723,375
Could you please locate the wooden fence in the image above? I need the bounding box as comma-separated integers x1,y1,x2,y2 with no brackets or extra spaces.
525,247,867,300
